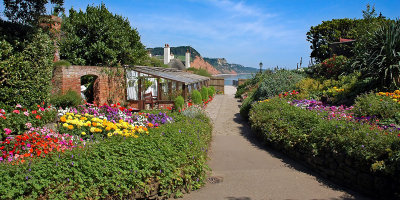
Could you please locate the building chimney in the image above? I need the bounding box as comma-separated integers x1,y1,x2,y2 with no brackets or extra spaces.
185,49,191,68
164,43,171,64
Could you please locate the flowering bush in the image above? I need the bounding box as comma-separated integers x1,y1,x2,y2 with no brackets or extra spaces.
0,104,57,140
1,126,81,164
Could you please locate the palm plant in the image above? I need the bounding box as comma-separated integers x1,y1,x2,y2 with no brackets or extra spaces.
353,20,400,90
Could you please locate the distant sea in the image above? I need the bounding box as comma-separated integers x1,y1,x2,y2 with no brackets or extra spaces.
214,73,255,85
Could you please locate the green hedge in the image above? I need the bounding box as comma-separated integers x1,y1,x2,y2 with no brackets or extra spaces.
0,112,212,199
249,98,400,197
201,87,209,102
0,31,54,109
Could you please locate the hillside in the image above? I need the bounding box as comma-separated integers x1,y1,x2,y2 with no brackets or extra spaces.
204,57,258,74
190,56,220,75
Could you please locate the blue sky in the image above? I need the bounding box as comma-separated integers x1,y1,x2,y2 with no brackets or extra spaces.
2,0,400,69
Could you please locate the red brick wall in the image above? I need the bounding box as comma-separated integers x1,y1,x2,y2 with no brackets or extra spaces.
51,66,126,106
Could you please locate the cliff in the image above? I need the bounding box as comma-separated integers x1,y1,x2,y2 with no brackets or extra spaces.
190,56,220,75
204,57,258,74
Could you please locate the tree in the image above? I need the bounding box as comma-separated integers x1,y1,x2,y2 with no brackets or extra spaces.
60,4,147,66
306,18,359,62
362,3,377,20
3,0,64,25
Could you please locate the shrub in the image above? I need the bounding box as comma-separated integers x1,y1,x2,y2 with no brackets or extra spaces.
295,78,323,100
50,90,82,109
252,70,304,101
174,96,184,111
0,31,54,109
0,112,212,199
309,55,349,80
201,87,209,101
353,93,400,120
208,86,215,97
240,70,303,119
249,98,400,197
191,90,202,105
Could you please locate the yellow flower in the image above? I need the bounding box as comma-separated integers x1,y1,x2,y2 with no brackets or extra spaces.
95,128,102,133
107,132,113,137
68,125,74,130
63,123,69,128
90,127,96,133
81,132,86,136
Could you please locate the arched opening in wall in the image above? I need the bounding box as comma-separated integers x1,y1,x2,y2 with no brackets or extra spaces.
81,75,98,104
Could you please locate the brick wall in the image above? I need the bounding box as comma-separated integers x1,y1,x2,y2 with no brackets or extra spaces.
51,66,126,105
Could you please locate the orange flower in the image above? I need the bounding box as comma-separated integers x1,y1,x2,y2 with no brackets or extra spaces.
60,116,66,122
35,115,42,120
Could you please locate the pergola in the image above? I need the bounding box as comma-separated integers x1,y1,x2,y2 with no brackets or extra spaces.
124,65,210,109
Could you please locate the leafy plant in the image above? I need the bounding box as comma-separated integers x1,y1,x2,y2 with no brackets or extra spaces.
200,87,209,101
0,112,212,199
353,19,400,90
209,86,216,97
174,96,184,111
191,90,202,105
50,90,82,109
309,55,349,79
353,93,400,120
60,3,147,66
0,31,54,109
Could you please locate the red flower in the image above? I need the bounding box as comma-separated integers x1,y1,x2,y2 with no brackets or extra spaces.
35,115,42,120
32,110,37,114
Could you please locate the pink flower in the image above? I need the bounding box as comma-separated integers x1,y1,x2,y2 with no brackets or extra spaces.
12,110,20,114
15,104,22,108
4,128,12,135
25,123,32,128
24,111,29,116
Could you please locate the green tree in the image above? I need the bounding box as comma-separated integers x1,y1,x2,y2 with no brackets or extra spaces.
3,0,64,25
306,18,359,62
60,4,147,66
362,3,377,20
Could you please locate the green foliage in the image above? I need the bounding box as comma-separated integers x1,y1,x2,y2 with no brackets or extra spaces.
60,3,147,66
306,18,359,62
208,86,215,97
174,96,184,111
352,20,400,90
53,60,71,67
0,31,54,109
239,93,254,120
50,90,82,109
0,107,57,139
353,93,400,120
249,98,400,177
309,55,349,79
295,78,323,100
200,87,209,101
191,90,202,105
186,68,211,77
252,70,304,101
0,112,212,199
235,72,268,98
3,0,64,25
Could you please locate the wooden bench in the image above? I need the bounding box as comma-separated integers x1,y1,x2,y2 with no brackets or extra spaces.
144,92,158,109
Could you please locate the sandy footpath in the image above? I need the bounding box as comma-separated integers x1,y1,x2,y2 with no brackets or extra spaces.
181,86,369,200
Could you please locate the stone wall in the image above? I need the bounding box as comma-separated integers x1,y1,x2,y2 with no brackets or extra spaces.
51,66,126,105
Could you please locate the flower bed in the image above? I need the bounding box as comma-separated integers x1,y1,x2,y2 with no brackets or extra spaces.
0,101,212,199
249,97,400,198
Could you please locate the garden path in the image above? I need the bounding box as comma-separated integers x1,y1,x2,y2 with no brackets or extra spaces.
182,86,369,200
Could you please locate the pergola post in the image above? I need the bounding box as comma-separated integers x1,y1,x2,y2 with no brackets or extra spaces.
182,84,187,100
138,73,142,100
157,78,161,100
168,81,172,98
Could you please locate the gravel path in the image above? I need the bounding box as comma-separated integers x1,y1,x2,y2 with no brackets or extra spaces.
182,86,369,200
